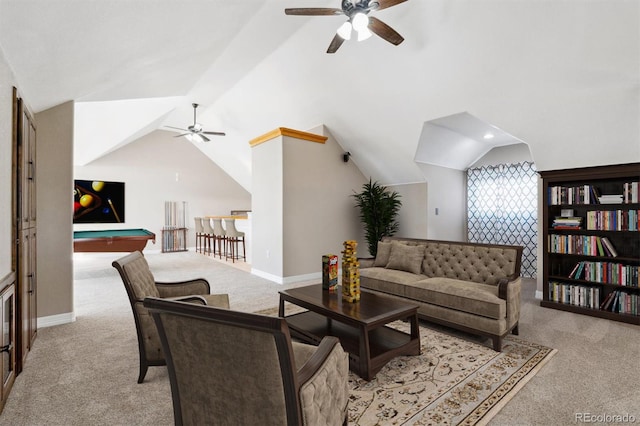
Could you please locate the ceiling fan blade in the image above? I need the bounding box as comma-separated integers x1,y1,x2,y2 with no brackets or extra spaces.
368,16,404,45
200,134,211,142
327,34,346,54
165,126,190,132
374,0,408,11
202,131,226,136
174,133,192,138
285,7,343,16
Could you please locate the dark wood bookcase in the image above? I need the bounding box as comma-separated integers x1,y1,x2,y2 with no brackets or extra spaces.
540,163,640,325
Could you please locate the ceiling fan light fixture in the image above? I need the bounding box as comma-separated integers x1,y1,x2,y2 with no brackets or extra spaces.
352,12,369,31
337,21,352,40
357,26,372,41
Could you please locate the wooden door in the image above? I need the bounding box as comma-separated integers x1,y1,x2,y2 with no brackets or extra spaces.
14,90,37,373
19,103,36,229
19,229,36,367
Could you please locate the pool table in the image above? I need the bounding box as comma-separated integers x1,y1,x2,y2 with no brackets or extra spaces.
73,229,156,253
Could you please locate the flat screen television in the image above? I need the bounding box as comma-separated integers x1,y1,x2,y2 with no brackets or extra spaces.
73,179,125,224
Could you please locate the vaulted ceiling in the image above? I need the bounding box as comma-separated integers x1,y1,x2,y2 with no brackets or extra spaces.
1,0,637,191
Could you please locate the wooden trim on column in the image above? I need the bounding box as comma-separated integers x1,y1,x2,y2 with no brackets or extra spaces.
11,87,19,272
249,127,328,147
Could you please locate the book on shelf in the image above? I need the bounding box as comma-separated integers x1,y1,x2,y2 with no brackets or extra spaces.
600,237,618,257
598,194,624,204
549,281,600,309
601,291,638,315
552,216,582,229
568,262,581,278
600,292,615,310
571,261,639,286
623,181,639,204
590,186,600,204
568,261,586,280
548,234,619,257
548,184,594,205
586,209,640,231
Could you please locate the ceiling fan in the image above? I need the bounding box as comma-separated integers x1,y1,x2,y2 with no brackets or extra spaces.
165,103,226,142
285,0,407,53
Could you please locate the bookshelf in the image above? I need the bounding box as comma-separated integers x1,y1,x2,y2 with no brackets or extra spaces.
540,163,640,325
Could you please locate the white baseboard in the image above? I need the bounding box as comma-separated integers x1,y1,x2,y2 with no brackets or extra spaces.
38,312,76,328
282,272,321,285
251,269,284,284
535,290,543,300
250,269,322,285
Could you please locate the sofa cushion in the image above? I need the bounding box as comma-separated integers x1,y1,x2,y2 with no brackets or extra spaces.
422,243,517,285
373,241,392,267
404,277,506,320
360,267,427,294
385,241,425,274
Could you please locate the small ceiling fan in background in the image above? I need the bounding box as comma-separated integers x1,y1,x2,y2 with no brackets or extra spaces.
165,103,226,142
285,0,407,53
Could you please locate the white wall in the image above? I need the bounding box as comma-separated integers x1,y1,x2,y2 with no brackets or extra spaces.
283,126,367,275
470,143,533,168
0,46,17,277
251,126,367,283
417,163,466,241
386,182,428,240
74,130,251,249
251,138,284,279
36,101,75,319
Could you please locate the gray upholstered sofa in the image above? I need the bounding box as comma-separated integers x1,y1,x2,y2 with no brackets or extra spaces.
359,237,523,351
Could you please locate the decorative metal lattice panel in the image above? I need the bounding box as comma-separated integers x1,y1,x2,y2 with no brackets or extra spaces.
467,162,538,278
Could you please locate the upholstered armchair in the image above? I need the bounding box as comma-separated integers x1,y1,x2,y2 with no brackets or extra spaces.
112,251,229,383
143,297,350,426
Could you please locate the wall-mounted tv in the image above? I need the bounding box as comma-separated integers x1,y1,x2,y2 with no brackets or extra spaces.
73,180,125,224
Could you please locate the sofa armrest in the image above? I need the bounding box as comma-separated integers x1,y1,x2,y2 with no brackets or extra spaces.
497,277,521,328
155,278,211,298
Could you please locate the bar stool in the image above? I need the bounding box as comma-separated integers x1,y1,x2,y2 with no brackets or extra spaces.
224,218,245,263
201,218,215,256
194,217,205,253
212,218,227,260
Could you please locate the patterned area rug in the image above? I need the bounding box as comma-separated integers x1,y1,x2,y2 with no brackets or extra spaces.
256,307,556,426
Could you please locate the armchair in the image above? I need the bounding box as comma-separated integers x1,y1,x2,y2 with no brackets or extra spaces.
143,297,349,426
112,251,229,383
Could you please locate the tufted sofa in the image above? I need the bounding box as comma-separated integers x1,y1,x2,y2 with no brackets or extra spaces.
359,237,523,351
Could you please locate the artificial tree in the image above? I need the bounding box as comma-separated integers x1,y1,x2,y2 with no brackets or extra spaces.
352,179,402,258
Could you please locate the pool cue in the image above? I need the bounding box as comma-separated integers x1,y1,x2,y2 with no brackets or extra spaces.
107,199,121,223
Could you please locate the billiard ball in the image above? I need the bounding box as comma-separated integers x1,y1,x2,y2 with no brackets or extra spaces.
92,181,105,192
79,194,93,208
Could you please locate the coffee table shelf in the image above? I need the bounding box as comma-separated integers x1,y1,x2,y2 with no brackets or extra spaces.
279,284,420,380
286,310,415,372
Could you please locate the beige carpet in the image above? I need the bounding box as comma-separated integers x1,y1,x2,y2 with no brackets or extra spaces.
5,251,637,425
257,306,555,426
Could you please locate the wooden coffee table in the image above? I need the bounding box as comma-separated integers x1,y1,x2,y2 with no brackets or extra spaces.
279,284,420,380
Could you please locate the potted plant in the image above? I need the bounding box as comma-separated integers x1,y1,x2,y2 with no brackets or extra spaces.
352,179,402,258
